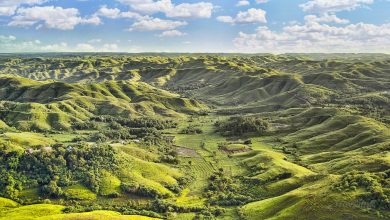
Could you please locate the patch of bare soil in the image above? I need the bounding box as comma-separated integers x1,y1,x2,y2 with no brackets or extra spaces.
174,145,201,158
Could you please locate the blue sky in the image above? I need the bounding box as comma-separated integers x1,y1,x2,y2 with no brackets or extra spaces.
0,0,389,53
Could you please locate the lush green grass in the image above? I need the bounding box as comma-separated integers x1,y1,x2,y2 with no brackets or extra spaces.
0,200,158,220
0,198,18,208
99,170,122,196
117,144,160,162
63,184,97,201
240,176,379,220
0,204,64,220
2,132,55,148
118,152,183,198
40,211,159,220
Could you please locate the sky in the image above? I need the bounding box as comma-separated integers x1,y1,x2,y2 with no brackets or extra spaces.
0,0,389,53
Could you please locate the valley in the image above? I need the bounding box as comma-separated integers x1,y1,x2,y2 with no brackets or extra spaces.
0,54,389,220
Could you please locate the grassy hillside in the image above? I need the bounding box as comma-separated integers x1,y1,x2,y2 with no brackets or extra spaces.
0,75,206,131
0,198,159,220
0,54,389,219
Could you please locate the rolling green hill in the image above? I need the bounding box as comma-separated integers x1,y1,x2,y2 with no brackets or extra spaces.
0,75,206,131
0,54,389,219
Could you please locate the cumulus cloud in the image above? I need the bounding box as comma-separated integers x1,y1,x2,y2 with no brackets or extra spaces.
95,6,122,19
95,5,143,20
165,2,213,18
236,1,250,7
9,6,101,30
88,38,102,43
217,16,234,23
300,0,374,14
0,35,43,52
117,0,214,18
0,35,17,42
217,8,267,24
118,0,171,14
95,5,189,34
102,43,119,52
76,43,95,51
255,0,268,3
129,17,187,31
41,42,68,51
0,0,47,16
158,30,186,37
304,14,349,24
233,20,390,53
0,34,125,52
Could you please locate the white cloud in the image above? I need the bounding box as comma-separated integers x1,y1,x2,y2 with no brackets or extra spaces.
0,37,42,52
129,17,187,31
102,43,119,52
95,6,189,33
304,14,349,24
233,21,390,53
0,35,17,42
158,30,186,37
9,6,101,30
95,6,122,19
43,42,120,52
300,0,374,14
41,42,68,51
217,8,267,24
236,1,250,7
120,11,144,19
0,0,47,16
118,0,171,14
95,6,143,20
0,6,17,16
255,0,268,3
76,43,95,51
88,38,102,43
117,0,214,18
0,35,125,52
216,16,234,23
166,2,213,18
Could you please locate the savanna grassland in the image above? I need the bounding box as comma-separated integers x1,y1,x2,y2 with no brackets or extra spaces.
0,53,389,220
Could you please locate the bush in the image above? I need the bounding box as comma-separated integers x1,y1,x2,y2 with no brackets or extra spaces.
180,126,203,134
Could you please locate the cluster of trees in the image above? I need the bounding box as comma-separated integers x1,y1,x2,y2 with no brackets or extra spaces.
205,168,252,206
72,116,180,148
0,144,118,201
72,121,101,130
150,199,223,220
88,128,137,142
180,126,203,134
332,171,390,210
90,115,177,130
215,116,269,136
121,182,166,198
159,149,179,164
63,201,163,219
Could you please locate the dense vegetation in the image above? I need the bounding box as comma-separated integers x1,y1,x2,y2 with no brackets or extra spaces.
0,54,389,219
215,116,269,136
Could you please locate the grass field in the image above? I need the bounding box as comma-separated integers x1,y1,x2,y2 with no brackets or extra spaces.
0,201,159,220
